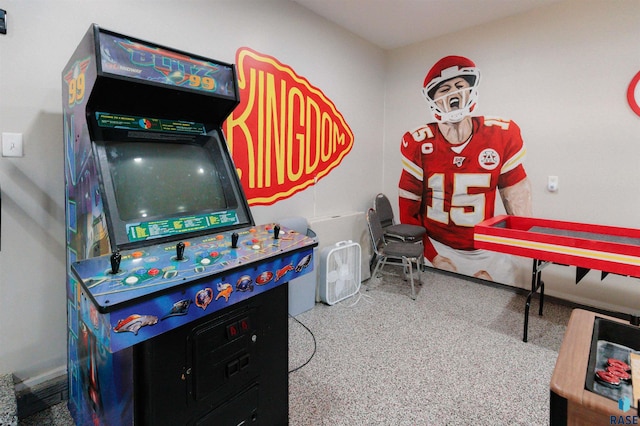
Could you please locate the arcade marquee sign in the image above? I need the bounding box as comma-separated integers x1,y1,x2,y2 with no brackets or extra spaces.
223,47,354,206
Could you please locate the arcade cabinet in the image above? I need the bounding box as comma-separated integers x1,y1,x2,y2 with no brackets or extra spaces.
63,24,316,425
550,309,640,425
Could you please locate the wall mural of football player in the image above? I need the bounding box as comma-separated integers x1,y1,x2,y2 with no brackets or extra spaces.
399,55,532,284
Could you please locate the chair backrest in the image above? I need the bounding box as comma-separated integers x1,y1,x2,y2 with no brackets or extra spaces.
374,193,395,229
366,208,386,254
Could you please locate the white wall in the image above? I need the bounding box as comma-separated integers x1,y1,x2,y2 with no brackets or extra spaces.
0,0,385,379
385,0,640,313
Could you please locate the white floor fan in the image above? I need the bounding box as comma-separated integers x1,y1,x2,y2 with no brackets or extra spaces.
319,240,361,305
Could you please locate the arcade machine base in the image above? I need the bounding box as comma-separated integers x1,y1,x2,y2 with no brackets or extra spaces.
135,284,288,425
550,309,640,425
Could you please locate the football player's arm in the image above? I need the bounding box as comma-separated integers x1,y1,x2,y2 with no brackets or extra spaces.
398,143,439,261
500,178,532,216
497,121,532,216
398,191,446,264
398,132,426,227
398,191,422,227
398,194,439,263
499,176,532,216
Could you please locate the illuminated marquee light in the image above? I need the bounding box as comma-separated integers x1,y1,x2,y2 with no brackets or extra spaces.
224,47,354,206
116,40,222,92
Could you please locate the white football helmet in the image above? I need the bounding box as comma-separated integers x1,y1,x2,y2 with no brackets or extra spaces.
422,55,481,123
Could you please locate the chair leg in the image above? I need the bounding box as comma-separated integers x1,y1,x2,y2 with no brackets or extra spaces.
371,256,385,281
404,257,416,300
371,255,420,300
381,257,389,273
367,259,381,292
401,259,410,281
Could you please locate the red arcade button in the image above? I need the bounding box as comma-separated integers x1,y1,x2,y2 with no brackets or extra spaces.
239,317,251,332
226,322,239,339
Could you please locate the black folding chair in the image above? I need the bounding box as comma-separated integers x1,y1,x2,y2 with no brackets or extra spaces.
374,193,426,243
366,208,424,300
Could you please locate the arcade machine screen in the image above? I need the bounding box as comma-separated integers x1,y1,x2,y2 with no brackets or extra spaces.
93,126,250,250
107,141,227,220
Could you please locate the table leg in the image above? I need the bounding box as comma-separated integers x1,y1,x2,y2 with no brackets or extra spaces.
524,258,544,342
539,276,544,316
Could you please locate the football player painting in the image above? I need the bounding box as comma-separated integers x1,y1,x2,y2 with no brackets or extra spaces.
398,55,532,283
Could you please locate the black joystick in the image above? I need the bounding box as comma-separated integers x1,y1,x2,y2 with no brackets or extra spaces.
273,225,280,240
231,232,239,249
110,250,121,275
176,242,185,261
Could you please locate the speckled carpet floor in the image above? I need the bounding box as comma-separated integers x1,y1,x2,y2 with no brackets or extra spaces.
288,268,571,425
20,267,572,425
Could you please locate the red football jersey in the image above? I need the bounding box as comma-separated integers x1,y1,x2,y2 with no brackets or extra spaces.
399,116,527,259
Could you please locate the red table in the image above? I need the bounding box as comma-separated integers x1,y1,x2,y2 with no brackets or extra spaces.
474,215,640,341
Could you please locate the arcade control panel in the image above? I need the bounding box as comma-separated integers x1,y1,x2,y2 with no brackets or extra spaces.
70,224,316,352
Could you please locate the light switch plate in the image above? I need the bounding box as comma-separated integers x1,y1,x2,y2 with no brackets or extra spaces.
2,132,24,157
0,10,6,35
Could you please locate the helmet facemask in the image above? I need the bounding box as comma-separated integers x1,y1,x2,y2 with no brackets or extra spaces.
422,67,480,123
